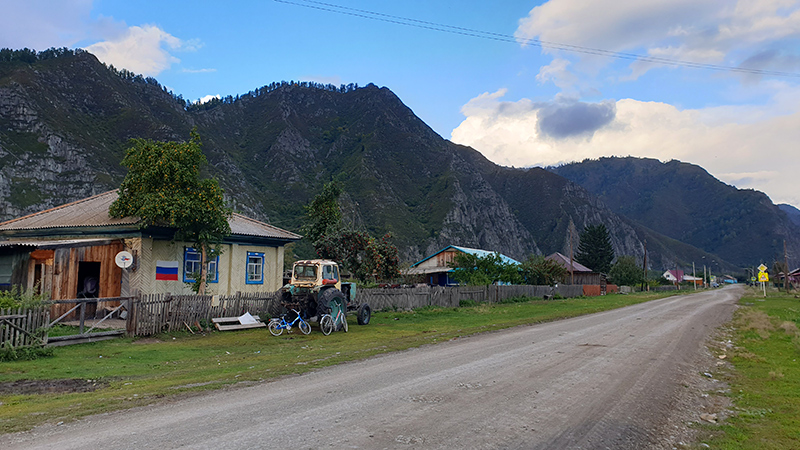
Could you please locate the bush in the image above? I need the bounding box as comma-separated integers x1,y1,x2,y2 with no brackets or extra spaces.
0,284,50,309
0,343,54,362
459,299,478,307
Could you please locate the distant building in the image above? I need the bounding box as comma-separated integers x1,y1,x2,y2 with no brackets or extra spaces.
408,245,520,286
546,252,604,285
663,270,685,283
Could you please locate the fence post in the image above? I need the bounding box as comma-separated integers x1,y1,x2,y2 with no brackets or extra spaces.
79,301,86,334
126,294,137,336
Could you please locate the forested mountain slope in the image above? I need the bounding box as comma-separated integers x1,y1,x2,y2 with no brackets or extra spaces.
1,48,748,270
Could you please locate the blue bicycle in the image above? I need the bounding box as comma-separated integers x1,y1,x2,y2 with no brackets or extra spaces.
268,309,311,336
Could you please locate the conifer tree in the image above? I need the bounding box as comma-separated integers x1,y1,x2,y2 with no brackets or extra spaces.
576,224,615,274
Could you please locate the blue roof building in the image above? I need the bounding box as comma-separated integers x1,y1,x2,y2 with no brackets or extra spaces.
407,245,521,286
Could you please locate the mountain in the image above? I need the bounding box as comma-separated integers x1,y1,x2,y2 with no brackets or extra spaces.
550,157,800,268
0,49,741,271
779,204,800,228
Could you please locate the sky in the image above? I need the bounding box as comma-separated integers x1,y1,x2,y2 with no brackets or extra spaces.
3,0,800,207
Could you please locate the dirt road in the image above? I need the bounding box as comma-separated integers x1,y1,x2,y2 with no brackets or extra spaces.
2,286,741,449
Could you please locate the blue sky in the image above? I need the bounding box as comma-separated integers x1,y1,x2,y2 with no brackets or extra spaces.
3,0,800,207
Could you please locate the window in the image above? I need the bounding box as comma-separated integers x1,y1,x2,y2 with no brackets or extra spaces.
294,265,317,280
183,248,218,283
247,252,264,284
322,264,339,282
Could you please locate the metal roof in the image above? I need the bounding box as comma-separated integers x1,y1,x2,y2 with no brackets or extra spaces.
0,191,301,242
0,238,114,248
412,245,521,267
0,191,138,231
545,252,594,273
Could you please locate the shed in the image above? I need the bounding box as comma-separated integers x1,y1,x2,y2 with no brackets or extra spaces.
545,252,605,285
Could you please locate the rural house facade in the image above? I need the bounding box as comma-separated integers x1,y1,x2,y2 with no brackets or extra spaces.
408,245,521,286
0,191,300,317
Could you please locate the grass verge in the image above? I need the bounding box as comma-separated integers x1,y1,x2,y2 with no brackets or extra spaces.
697,287,800,449
0,291,674,434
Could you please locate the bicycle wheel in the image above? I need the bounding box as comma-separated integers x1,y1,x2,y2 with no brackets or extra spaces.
340,313,348,333
299,319,311,335
319,314,333,336
268,320,283,336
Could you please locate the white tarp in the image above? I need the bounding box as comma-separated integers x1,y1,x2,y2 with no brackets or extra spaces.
238,312,258,325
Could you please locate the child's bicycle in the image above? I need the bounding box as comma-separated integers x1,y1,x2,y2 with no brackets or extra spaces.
318,307,348,336
268,309,311,336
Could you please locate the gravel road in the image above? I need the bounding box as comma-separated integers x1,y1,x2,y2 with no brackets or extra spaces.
2,286,741,449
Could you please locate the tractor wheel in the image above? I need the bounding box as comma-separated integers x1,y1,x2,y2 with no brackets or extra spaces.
357,303,371,325
317,288,345,317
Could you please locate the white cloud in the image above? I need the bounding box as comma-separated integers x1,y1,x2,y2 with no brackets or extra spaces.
199,94,220,103
85,25,186,76
451,89,800,207
0,0,97,49
516,0,800,81
183,68,217,73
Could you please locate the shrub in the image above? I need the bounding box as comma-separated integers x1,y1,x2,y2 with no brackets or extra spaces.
0,343,54,362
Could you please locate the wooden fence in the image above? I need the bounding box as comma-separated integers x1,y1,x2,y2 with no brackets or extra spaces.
359,284,585,310
131,292,282,336
0,306,50,349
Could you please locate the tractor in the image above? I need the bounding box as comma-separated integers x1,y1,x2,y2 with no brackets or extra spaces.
279,259,371,328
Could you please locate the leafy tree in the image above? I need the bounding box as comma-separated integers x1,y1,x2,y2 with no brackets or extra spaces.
109,130,231,294
520,255,568,286
300,181,342,246
576,224,615,274
608,256,643,286
449,252,521,286
302,183,399,283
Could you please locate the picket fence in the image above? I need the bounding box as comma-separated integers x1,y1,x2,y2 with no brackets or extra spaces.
0,306,50,349
359,284,585,311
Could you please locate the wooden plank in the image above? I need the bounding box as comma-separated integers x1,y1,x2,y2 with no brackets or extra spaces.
214,322,266,331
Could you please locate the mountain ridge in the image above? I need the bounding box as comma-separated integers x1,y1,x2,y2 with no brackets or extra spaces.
0,48,777,272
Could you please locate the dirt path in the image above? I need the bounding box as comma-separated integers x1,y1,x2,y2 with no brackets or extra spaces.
2,286,741,449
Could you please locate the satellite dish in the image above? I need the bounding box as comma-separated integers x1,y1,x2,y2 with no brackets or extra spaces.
115,251,134,269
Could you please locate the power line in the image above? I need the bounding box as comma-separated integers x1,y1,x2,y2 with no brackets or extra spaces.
274,0,800,79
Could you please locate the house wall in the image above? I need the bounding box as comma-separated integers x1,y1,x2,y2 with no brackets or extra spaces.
416,249,458,270
130,238,285,296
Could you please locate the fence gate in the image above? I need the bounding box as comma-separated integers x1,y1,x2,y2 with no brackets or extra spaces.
46,297,132,346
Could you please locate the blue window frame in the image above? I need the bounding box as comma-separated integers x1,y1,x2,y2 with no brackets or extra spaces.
183,248,218,283
246,252,264,284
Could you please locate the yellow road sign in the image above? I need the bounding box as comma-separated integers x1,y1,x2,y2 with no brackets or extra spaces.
758,272,769,282
758,264,768,272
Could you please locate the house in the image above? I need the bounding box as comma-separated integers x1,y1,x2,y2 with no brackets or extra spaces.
407,245,520,286
0,191,300,317
545,252,604,285
663,269,684,283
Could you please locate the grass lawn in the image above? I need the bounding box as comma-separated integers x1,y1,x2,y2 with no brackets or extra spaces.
698,287,800,449
0,291,676,434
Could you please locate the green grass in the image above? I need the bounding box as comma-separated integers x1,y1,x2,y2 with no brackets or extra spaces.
0,291,674,434
697,287,800,449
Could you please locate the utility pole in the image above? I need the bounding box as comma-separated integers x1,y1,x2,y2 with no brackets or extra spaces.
703,265,707,288
569,225,574,286
693,261,697,290
641,239,648,292
785,240,790,293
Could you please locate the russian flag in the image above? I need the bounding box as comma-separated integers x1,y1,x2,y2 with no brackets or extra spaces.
156,261,179,281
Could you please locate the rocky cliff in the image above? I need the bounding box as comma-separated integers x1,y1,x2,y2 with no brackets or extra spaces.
0,49,741,270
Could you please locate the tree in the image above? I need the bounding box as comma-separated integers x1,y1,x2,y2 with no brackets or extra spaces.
608,256,643,286
109,130,231,294
520,255,568,286
302,183,399,283
576,224,615,274
300,181,342,246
